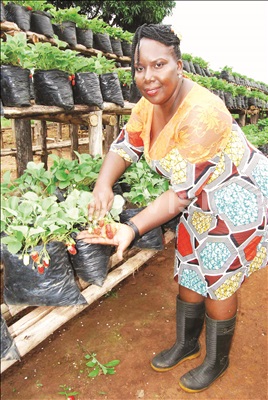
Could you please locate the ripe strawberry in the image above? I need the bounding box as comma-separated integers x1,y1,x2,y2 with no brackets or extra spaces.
71,80,75,86
71,74,75,79
67,245,77,255
98,219,105,228
105,223,117,239
43,258,49,267
67,396,75,400
93,226,101,235
31,251,39,262
26,6,33,10
68,75,72,81
37,265,45,274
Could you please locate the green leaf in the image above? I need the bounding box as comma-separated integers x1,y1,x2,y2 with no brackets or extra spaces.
86,361,97,367
104,360,120,367
88,367,100,378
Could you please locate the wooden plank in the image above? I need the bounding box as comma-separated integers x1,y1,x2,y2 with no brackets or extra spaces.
2,103,135,119
0,231,174,373
0,137,90,157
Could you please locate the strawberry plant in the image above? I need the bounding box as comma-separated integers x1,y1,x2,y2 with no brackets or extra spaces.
10,0,54,12
120,157,169,207
1,188,125,269
117,68,132,86
49,6,82,25
0,33,32,67
85,353,120,377
58,384,78,400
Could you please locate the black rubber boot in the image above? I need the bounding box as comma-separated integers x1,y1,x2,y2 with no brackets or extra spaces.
179,314,237,393
151,297,205,372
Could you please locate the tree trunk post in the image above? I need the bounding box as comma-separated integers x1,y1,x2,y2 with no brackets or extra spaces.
103,115,119,155
69,124,79,159
238,110,246,127
14,119,33,177
88,110,103,156
40,120,48,169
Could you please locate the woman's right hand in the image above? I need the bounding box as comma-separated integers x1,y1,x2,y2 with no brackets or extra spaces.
88,184,115,221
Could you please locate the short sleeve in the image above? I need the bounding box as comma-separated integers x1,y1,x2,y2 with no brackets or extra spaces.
110,98,149,163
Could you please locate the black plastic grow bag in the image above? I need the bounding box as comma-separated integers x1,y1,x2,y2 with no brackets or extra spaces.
0,65,31,107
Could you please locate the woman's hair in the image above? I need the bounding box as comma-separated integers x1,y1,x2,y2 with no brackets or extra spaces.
131,24,181,81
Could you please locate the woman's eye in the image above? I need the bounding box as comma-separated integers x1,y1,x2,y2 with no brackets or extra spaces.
135,66,143,72
155,62,163,68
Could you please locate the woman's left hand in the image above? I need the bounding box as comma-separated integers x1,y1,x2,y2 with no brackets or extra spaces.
76,223,135,261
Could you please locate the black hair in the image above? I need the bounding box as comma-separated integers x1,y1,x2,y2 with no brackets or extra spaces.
131,24,181,82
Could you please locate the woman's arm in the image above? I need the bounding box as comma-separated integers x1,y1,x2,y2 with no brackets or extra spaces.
89,151,132,219
129,189,190,236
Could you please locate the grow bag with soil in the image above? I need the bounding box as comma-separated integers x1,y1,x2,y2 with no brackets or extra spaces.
2,241,87,306
30,10,54,38
70,235,112,287
100,72,125,107
224,92,234,109
33,69,74,111
53,21,77,47
5,2,31,31
1,1,6,22
129,83,142,103
73,72,103,108
1,313,20,361
121,84,130,101
0,65,31,107
120,208,164,250
76,27,93,48
110,38,123,57
182,60,190,73
93,33,113,54
121,41,132,57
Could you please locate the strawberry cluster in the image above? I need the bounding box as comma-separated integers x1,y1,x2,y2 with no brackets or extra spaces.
30,251,50,274
68,74,75,86
88,216,118,239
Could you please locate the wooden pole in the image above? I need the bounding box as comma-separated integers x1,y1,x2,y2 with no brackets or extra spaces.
40,120,48,168
69,124,79,159
88,110,103,156
14,119,33,177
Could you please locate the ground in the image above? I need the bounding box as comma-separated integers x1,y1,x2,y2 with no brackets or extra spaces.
1,126,268,400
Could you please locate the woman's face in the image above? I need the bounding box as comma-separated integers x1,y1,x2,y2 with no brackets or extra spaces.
134,38,182,106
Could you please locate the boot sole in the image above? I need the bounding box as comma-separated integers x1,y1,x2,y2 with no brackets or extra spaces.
178,368,228,393
150,350,201,372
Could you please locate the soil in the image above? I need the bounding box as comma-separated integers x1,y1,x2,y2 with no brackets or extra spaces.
1,125,268,400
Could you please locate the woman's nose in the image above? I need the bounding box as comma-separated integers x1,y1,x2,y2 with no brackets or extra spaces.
144,67,155,82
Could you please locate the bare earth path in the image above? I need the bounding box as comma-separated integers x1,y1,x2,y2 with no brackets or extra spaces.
1,240,267,400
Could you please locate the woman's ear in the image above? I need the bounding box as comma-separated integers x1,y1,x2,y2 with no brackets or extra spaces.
177,59,183,75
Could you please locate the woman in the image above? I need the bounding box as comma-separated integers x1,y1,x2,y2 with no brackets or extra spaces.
77,24,268,393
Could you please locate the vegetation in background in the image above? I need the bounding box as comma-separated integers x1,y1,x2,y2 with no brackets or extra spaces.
241,118,268,147
47,0,176,32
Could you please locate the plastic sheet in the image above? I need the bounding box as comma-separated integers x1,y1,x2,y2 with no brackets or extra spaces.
30,11,54,38
100,72,125,107
70,236,112,287
73,72,103,108
2,241,87,306
5,2,31,31
1,314,20,361
120,208,164,250
33,69,74,111
0,65,31,107
93,33,113,53
76,27,93,48
53,21,77,47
